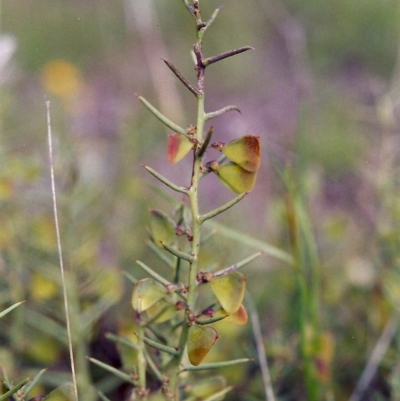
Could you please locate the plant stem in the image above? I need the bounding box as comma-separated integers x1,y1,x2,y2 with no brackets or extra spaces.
167,8,208,398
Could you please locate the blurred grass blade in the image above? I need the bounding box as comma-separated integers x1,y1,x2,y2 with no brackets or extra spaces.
23,368,48,397
42,383,75,401
0,300,25,319
205,220,293,265
26,310,68,345
204,386,233,401
98,391,112,401
0,378,30,401
245,292,275,401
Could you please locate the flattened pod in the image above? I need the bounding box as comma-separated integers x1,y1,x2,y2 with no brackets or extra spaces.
188,325,218,366
222,135,261,172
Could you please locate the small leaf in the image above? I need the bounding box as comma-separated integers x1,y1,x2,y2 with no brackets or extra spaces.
188,325,218,366
222,135,261,172
215,162,257,193
210,272,246,314
146,299,177,323
131,278,167,312
149,209,176,246
191,375,227,398
167,133,193,164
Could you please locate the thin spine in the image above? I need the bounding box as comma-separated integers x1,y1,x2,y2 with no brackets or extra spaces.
204,7,221,31
135,259,172,286
195,315,227,325
87,357,137,386
162,58,201,97
206,105,241,120
196,126,214,158
203,46,254,66
46,100,79,401
200,192,248,223
105,332,139,350
214,252,262,277
161,242,195,263
147,241,174,267
142,165,189,194
142,335,179,355
180,358,252,372
138,96,188,137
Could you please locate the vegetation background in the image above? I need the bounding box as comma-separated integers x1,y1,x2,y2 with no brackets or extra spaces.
1,0,400,400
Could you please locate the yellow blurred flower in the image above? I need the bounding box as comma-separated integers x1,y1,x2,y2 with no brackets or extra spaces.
41,59,83,99
31,272,58,301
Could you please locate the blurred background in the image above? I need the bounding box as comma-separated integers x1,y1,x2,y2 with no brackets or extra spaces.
1,0,400,400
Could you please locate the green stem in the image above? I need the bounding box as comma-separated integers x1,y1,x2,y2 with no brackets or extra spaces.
167,21,207,396
136,327,147,395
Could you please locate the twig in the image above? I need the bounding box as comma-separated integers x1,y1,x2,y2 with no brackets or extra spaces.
349,313,398,401
46,100,79,401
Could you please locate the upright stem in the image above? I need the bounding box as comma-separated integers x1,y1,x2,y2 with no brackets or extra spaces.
167,9,207,399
